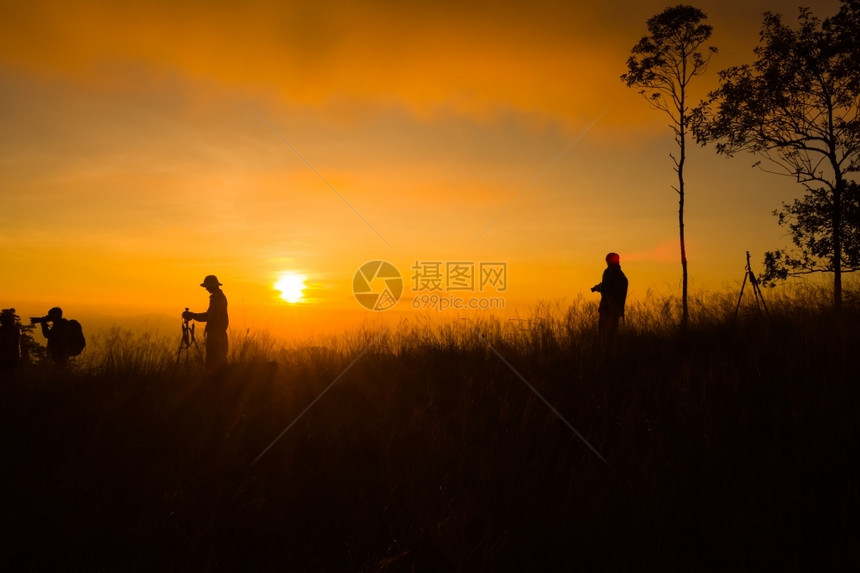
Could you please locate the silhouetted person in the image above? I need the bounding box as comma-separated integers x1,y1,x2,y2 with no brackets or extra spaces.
591,252,628,339
1,308,22,374
183,275,229,371
34,307,70,367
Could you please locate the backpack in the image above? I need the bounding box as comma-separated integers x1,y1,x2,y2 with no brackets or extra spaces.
65,319,86,356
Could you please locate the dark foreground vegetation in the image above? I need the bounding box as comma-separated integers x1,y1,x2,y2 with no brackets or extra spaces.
2,290,859,571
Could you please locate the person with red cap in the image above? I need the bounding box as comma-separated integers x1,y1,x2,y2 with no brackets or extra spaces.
591,252,628,338
183,275,229,370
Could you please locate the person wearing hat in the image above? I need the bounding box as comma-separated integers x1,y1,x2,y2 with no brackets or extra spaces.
591,252,629,338
182,275,229,370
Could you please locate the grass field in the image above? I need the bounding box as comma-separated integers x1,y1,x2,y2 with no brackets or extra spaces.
2,289,858,570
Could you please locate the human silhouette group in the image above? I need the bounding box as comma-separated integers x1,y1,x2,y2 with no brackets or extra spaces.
2,273,230,376
3,257,627,375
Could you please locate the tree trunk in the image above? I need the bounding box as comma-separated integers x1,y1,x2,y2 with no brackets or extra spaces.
833,177,843,311
679,170,688,329
679,94,689,330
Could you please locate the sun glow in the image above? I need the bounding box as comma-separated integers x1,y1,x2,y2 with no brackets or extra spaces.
275,272,307,303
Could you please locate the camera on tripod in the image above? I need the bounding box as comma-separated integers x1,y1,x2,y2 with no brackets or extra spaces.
177,307,203,365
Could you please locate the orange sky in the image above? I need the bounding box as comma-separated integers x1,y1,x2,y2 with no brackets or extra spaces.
0,0,846,339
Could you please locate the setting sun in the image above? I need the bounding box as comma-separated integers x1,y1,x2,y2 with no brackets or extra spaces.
274,272,307,303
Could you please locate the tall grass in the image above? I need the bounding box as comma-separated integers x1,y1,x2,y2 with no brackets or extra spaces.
2,289,858,570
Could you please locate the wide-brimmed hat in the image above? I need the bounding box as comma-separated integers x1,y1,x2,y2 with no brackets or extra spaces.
200,275,223,288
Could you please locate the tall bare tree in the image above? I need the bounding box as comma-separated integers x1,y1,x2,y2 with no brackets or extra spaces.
622,5,717,329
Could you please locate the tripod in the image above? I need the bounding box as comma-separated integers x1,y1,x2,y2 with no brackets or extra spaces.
734,251,768,322
176,308,204,365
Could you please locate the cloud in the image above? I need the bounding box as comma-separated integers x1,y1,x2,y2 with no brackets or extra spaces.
5,0,844,133
1,0,651,128
624,239,682,264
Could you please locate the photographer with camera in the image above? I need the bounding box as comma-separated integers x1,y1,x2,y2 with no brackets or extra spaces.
591,252,628,339
182,275,229,372
31,307,71,367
